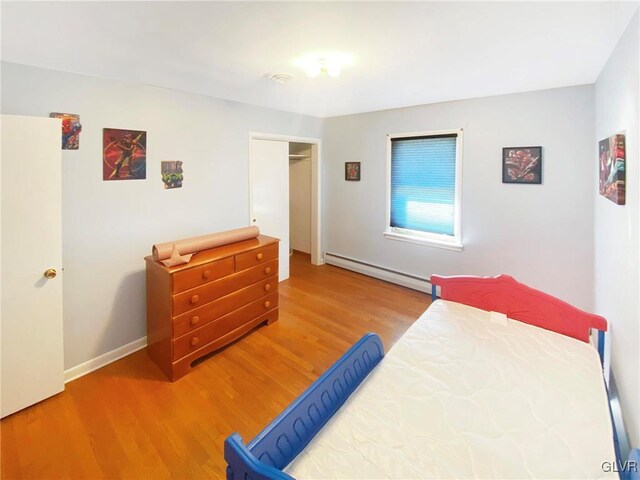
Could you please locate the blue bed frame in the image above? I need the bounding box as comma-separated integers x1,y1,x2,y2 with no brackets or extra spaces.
225,284,639,480
225,333,384,480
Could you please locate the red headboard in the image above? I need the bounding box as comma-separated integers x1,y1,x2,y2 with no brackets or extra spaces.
430,274,607,343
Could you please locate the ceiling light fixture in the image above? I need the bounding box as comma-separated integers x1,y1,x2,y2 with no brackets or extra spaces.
295,53,352,78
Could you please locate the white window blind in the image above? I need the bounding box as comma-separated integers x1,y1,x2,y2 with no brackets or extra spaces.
390,134,457,236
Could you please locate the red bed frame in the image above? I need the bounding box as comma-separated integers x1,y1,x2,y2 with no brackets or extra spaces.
430,274,607,343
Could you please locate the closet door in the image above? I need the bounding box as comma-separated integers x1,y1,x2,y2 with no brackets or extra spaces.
1,115,64,417
250,139,289,281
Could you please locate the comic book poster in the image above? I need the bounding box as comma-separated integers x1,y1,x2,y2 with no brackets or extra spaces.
50,112,82,150
599,133,625,205
161,161,184,189
502,146,542,184
103,128,146,181
345,161,361,181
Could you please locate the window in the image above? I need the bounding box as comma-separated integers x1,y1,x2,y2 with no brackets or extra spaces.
385,129,463,251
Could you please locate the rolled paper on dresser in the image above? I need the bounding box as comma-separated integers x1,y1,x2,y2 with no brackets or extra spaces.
152,226,260,263
159,244,193,267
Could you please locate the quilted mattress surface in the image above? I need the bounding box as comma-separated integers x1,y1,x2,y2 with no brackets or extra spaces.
284,300,616,479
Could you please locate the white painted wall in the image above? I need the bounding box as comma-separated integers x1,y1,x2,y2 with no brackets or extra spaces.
323,85,595,310
289,154,312,254
0,62,322,370
594,10,639,448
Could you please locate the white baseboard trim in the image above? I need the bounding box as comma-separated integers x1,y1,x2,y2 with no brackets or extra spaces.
324,252,431,293
64,336,147,384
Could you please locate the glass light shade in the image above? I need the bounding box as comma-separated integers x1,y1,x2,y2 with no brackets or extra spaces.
305,65,321,77
296,53,351,78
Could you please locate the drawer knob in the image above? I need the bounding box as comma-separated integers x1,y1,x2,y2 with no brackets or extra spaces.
190,337,199,347
264,267,271,274
264,283,271,291
264,300,271,309
190,295,200,304
190,316,200,327
202,269,211,280
256,253,263,260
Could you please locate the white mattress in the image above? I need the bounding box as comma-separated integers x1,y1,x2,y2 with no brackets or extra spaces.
284,300,616,479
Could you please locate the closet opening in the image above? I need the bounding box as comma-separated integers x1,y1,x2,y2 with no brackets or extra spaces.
289,142,312,265
249,132,322,283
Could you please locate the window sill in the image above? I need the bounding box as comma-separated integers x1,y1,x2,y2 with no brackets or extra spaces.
383,231,464,252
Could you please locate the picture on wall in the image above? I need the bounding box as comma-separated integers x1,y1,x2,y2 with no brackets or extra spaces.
161,161,184,189
50,112,82,150
103,128,147,181
345,162,361,181
502,146,542,184
599,133,625,205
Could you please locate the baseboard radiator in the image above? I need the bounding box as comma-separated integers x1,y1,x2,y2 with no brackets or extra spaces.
324,252,430,293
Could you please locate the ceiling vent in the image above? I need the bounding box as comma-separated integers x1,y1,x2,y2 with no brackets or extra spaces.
268,73,293,84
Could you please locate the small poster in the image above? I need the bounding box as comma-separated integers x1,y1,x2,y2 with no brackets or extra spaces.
599,133,625,205
50,112,82,150
161,161,184,189
103,128,147,181
502,147,542,184
345,162,361,181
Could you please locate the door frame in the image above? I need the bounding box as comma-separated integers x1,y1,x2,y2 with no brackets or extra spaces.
249,132,323,265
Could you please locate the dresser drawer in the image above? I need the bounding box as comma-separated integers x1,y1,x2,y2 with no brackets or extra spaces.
172,256,234,294
172,259,278,315
235,243,278,272
173,291,279,361
173,275,278,337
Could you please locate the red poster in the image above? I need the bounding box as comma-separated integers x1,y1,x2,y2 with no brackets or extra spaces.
103,128,146,181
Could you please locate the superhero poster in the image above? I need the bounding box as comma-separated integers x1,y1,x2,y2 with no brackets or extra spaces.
50,112,82,150
599,133,625,205
103,128,146,181
161,161,184,189
502,146,542,184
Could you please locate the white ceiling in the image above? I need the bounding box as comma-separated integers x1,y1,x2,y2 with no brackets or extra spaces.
1,1,638,118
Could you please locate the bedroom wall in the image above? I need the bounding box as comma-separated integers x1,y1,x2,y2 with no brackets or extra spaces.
594,10,639,447
0,62,323,371
322,85,595,310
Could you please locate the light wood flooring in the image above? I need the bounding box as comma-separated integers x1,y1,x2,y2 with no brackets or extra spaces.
1,253,430,479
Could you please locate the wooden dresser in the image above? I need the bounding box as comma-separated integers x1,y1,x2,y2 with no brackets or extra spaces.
145,235,279,380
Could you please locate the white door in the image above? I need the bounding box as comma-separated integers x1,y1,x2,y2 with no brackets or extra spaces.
1,115,64,418
250,139,289,281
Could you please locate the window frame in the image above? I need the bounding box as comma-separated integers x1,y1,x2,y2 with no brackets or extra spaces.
384,128,463,252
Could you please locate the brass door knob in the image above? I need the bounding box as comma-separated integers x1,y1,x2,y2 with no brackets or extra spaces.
44,268,57,279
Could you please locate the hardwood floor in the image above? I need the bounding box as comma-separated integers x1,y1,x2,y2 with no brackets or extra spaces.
1,253,430,479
